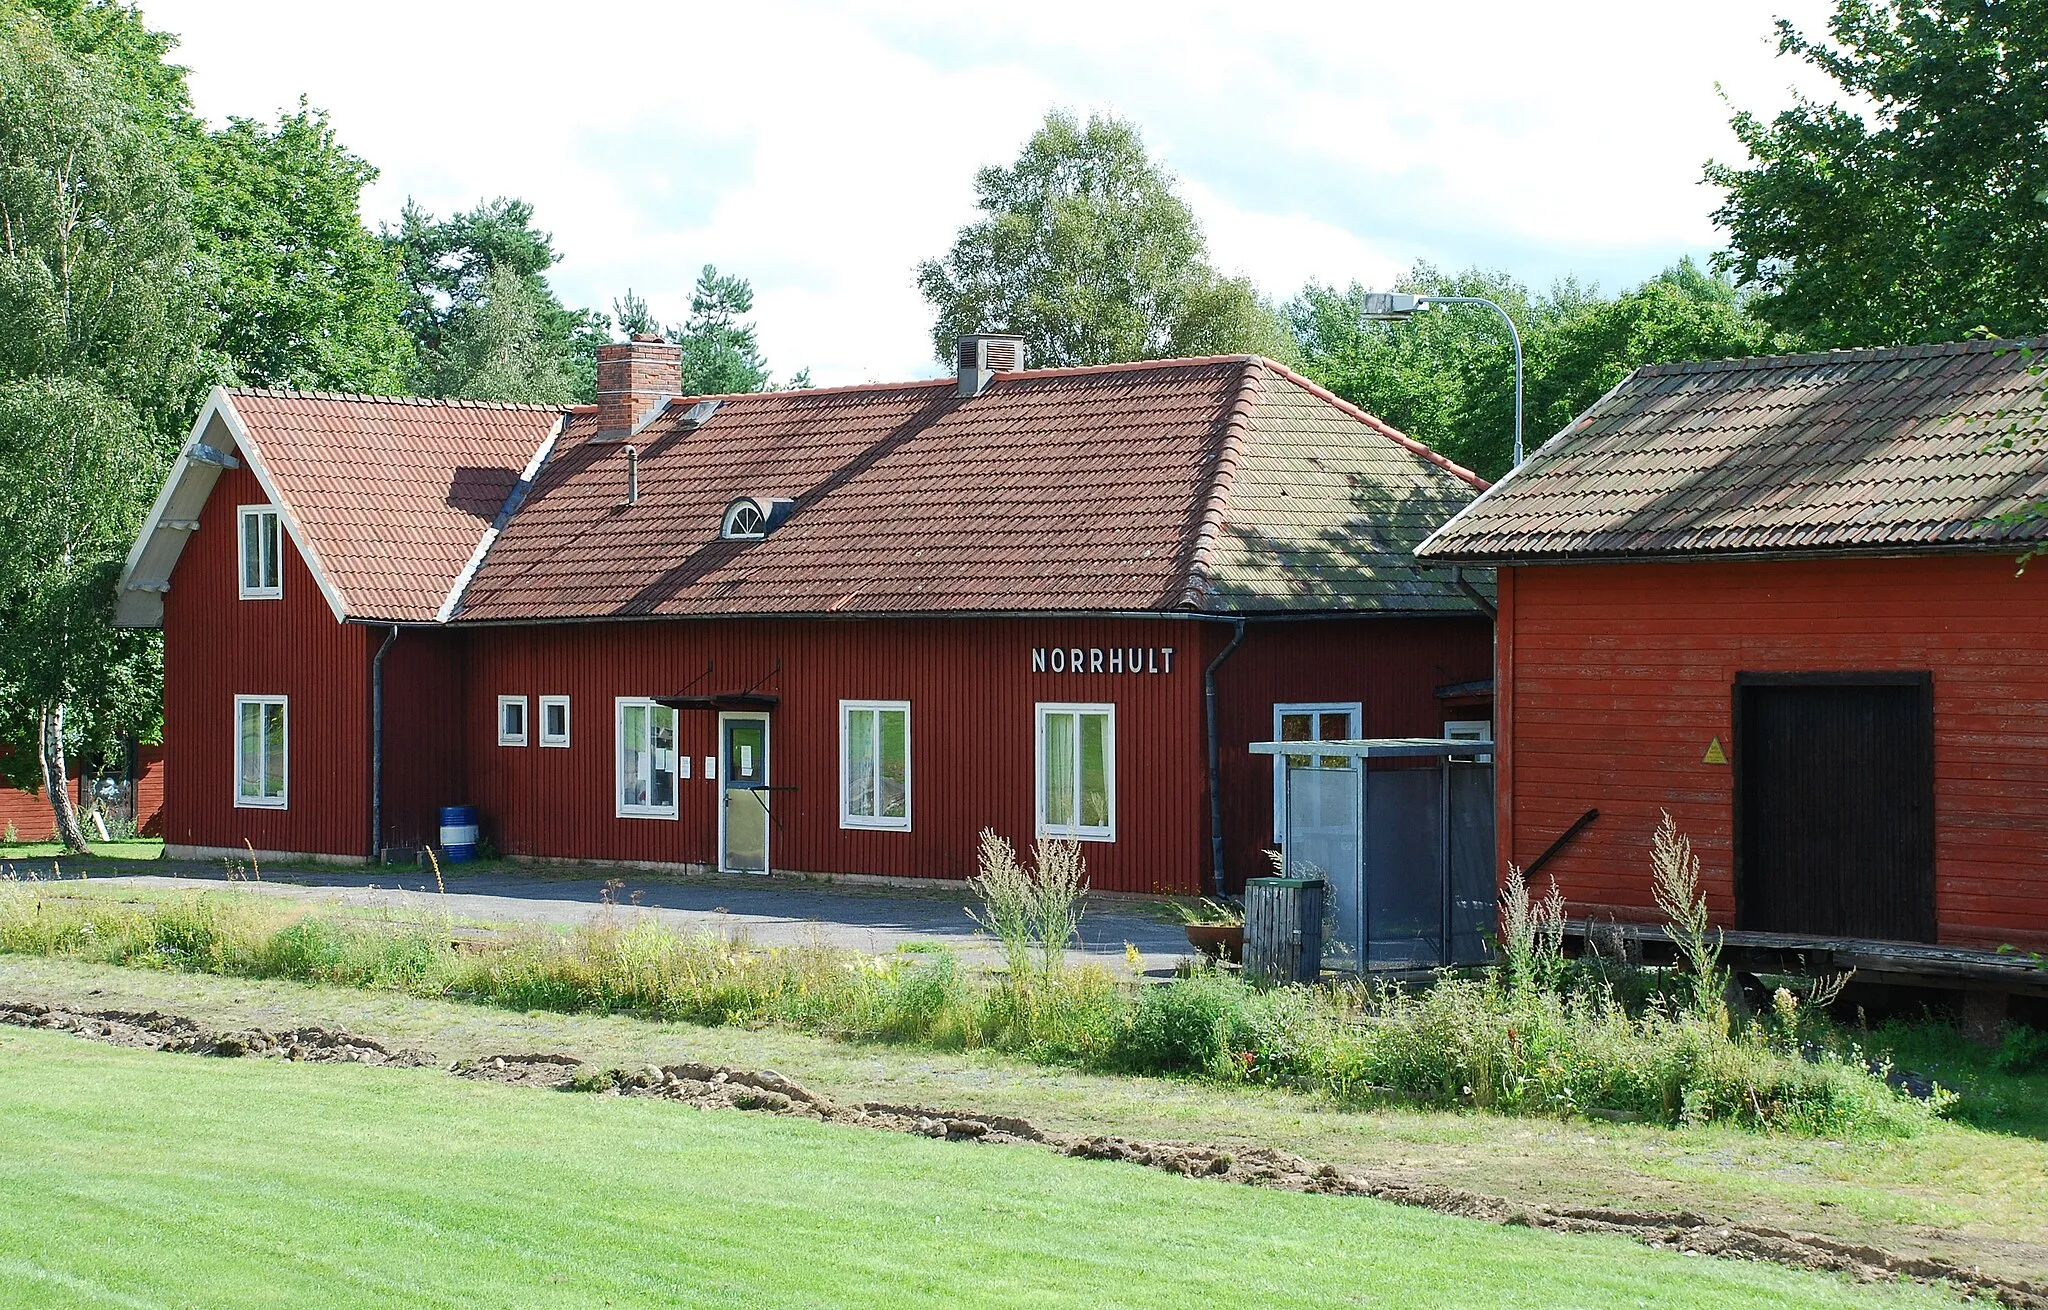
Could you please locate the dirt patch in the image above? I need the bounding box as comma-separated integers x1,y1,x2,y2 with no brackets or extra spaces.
7,998,2042,1305
0,1001,437,1067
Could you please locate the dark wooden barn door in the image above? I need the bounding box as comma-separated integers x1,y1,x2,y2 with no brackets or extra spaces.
1735,675,1935,942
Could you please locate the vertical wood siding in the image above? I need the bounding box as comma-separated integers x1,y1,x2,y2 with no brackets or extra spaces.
162,465,371,858
1502,555,2048,951
461,617,1217,894
1214,618,1494,891
0,747,162,840
379,631,467,852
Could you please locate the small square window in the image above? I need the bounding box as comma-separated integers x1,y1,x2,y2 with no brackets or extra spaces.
539,696,570,747
238,506,282,599
498,696,528,746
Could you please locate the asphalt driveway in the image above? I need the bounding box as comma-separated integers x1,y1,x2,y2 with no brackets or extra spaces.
19,856,1193,972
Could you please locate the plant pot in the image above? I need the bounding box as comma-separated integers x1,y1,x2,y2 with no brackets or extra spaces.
1184,923,1243,963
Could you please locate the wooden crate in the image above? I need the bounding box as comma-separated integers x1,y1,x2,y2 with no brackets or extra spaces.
1244,877,1326,983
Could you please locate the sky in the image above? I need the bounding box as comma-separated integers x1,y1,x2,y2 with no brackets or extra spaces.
144,0,1840,385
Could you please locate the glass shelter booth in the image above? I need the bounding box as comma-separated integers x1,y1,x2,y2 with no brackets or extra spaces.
1248,738,1497,974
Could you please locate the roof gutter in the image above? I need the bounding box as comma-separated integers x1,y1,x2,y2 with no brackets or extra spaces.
1418,540,2048,569
436,606,1481,629
1204,617,1248,899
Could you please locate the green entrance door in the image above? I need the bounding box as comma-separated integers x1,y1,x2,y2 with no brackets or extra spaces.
720,714,770,873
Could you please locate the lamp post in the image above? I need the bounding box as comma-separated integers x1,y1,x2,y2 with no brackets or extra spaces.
1359,291,1524,468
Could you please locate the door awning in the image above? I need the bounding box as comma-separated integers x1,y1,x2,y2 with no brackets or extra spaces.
654,693,780,712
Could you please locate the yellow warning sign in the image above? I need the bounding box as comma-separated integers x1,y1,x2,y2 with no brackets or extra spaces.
1703,736,1729,765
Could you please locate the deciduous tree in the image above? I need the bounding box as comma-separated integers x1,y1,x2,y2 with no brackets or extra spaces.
187,102,412,392
1290,261,1783,479
0,378,164,850
389,197,606,402
1707,0,2048,347
0,6,205,849
917,110,1291,368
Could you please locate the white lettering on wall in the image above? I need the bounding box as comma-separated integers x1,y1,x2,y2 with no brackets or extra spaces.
1030,645,1181,675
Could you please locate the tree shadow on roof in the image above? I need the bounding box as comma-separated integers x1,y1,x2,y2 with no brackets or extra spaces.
1203,475,1490,616
446,465,524,522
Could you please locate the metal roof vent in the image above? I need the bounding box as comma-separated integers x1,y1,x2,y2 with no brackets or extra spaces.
721,496,795,541
676,399,722,429
956,333,1027,397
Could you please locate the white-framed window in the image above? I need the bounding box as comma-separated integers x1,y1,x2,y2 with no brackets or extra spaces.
1035,703,1115,842
539,696,571,747
1445,718,1492,764
840,700,910,830
497,695,528,746
721,500,766,540
238,505,282,599
233,695,288,808
1273,702,1362,841
616,697,678,818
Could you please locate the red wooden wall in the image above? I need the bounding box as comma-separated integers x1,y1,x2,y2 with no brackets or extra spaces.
0,747,163,842
1214,617,1493,889
1498,555,2048,952
162,464,373,860
461,617,1219,893
379,630,466,853
456,614,1488,894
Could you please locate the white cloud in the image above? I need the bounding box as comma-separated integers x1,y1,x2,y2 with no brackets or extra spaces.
145,0,1839,382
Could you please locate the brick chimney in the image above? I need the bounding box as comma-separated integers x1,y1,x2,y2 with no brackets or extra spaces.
595,334,682,441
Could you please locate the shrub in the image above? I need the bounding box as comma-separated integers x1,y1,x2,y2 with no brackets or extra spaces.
1995,1023,2048,1074
0,822,1959,1139
1123,970,1254,1073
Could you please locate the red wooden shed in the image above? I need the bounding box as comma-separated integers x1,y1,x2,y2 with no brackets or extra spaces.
117,337,1492,895
1419,337,2048,957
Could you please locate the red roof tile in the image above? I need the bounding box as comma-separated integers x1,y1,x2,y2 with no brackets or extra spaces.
451,357,1486,621
226,391,560,621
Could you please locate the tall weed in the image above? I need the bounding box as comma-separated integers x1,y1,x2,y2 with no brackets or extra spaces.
1651,810,1726,1023
0,820,1956,1139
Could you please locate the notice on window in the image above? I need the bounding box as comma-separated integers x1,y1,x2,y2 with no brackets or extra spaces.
738,744,754,777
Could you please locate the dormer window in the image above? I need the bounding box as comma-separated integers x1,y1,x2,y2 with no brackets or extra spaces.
720,496,795,541
239,506,281,599
722,500,767,540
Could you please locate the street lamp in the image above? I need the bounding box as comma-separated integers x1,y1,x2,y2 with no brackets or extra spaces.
1359,292,1524,468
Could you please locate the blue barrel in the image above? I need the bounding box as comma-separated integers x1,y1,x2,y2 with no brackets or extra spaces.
438,805,479,863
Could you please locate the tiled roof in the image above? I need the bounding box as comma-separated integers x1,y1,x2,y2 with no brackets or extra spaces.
450,356,1487,621
1202,368,1494,611
1419,338,2048,564
227,391,561,621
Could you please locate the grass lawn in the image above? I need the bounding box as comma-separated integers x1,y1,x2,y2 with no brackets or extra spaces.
2,954,2043,1288
0,838,161,864
0,1025,1964,1309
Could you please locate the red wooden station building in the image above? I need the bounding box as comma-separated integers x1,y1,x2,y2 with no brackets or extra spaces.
1421,337,2048,959
117,335,1492,895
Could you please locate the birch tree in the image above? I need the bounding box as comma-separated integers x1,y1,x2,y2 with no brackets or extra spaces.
0,378,161,849
0,8,205,849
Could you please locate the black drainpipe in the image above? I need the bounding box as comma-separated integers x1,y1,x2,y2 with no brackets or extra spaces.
1454,566,1497,618
370,624,399,861
1204,617,1249,898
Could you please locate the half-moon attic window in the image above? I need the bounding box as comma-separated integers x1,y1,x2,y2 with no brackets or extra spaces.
722,500,767,540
